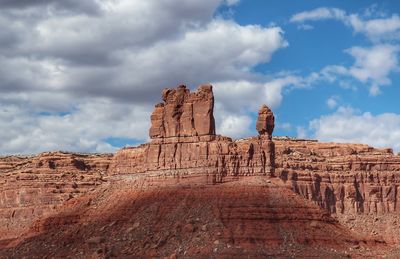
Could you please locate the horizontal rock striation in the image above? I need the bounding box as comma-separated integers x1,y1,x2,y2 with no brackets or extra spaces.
0,151,112,240
3,177,378,258
274,138,400,215
110,84,275,179
110,135,275,180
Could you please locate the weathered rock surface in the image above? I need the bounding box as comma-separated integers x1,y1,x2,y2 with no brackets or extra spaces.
274,138,400,215
149,84,215,138
0,151,112,240
111,85,275,178
256,104,274,138
110,135,275,179
1,177,385,258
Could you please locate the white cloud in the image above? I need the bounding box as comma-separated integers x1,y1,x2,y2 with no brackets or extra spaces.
0,99,151,155
290,7,346,23
349,14,400,42
213,77,298,113
326,96,338,109
290,7,400,42
309,106,400,152
346,44,399,95
217,113,252,138
315,45,399,95
213,76,301,138
0,0,288,154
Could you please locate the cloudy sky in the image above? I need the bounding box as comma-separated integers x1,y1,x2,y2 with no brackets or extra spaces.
1,0,400,154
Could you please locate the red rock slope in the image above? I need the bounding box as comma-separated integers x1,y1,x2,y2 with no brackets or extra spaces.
1,177,386,258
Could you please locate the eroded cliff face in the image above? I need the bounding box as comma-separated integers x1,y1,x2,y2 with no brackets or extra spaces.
149,84,215,138
110,135,275,180
0,151,112,240
110,85,275,179
274,138,400,215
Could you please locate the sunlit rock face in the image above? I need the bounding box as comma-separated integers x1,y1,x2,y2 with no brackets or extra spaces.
256,104,275,139
149,84,215,139
111,84,275,179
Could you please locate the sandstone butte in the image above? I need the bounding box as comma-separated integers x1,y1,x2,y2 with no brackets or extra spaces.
2,85,400,257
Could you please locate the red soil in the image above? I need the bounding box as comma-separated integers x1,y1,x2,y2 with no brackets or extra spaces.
0,177,388,258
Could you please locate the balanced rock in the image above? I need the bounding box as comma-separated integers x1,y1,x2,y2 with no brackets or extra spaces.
256,104,274,138
149,84,215,138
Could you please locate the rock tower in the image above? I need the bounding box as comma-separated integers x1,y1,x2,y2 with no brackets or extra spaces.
256,104,275,139
111,84,275,178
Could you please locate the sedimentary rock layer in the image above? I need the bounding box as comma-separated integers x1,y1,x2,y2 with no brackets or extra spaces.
0,151,112,240
119,85,275,180
274,138,400,215
2,177,383,258
109,135,275,179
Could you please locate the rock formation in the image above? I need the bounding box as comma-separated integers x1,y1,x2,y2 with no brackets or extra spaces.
274,138,400,215
111,84,275,179
256,104,274,138
4,83,400,257
149,84,215,138
0,152,112,241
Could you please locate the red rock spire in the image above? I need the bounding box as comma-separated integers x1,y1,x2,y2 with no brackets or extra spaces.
256,104,275,139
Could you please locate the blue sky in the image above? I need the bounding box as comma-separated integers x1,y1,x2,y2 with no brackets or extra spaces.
217,0,400,149
1,0,400,154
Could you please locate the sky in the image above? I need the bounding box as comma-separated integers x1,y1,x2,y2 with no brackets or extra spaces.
1,0,400,154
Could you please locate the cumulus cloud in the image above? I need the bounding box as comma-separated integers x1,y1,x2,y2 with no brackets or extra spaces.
309,106,400,152
290,7,400,42
0,100,151,154
346,44,399,95
317,44,399,95
349,14,400,42
217,113,252,139
213,76,300,137
0,0,288,154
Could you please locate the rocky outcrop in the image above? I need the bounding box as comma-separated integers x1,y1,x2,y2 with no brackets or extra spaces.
274,138,400,215
149,84,215,138
0,152,112,240
256,104,274,138
110,85,275,179
110,135,275,180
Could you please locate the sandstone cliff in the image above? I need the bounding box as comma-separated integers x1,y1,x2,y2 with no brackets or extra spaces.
110,84,275,179
0,151,112,240
274,138,400,215
149,84,215,138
